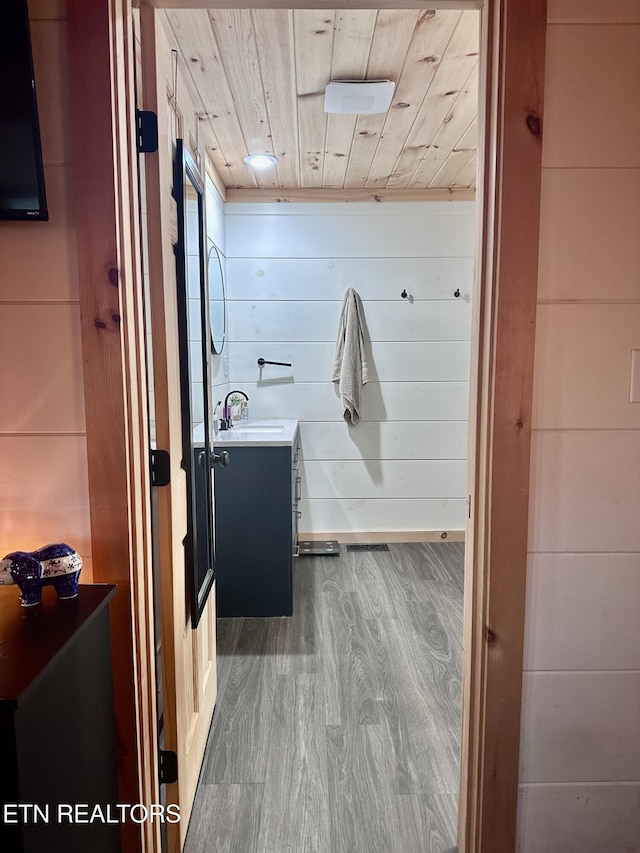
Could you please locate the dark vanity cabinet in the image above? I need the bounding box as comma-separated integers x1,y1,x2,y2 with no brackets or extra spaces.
214,431,301,617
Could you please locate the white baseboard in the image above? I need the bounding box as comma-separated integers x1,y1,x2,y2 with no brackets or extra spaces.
297,530,465,544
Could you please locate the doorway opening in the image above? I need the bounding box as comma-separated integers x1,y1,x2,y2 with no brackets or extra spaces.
127,0,544,848
141,5,478,851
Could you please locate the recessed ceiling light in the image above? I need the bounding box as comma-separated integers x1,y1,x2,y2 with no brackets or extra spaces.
244,154,278,169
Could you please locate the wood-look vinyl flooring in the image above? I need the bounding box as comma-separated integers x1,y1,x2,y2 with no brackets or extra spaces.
185,542,463,853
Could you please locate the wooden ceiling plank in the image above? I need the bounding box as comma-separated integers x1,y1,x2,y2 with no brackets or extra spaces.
225,186,475,203
293,9,336,188
164,10,257,188
410,125,476,188
166,38,234,194
343,10,420,188
252,10,299,188
451,152,477,187
408,145,450,188
204,159,227,202
410,146,479,187
203,138,237,190
148,1,483,10
386,13,479,187
456,113,477,150
207,9,279,189
323,10,378,188
404,62,478,187
171,39,240,190
161,12,230,186
429,147,476,188
364,9,461,189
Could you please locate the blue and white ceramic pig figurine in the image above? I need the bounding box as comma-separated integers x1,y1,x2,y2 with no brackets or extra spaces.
0,543,82,607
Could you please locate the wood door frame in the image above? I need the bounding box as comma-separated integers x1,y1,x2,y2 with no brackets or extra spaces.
67,3,160,853
68,1,546,851
459,2,546,850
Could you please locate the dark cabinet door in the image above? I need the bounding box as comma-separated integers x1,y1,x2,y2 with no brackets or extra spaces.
214,444,296,617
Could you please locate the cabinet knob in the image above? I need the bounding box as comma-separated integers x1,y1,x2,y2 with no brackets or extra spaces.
211,450,230,468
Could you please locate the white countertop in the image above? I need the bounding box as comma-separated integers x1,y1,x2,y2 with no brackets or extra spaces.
194,419,299,447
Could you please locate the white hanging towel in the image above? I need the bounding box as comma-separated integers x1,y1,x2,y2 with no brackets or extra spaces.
332,288,369,425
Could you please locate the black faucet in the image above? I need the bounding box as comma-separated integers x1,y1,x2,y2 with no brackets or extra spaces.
221,389,249,429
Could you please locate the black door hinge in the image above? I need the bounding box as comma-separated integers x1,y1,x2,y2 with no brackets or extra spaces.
136,109,158,153
150,449,171,487
159,750,178,784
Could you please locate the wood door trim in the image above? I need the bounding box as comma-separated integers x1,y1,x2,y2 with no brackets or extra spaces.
225,188,476,203
459,1,546,851
67,3,160,853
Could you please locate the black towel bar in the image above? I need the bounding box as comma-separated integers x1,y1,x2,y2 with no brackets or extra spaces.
257,358,292,367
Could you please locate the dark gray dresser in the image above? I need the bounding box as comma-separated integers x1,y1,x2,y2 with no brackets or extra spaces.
0,584,119,853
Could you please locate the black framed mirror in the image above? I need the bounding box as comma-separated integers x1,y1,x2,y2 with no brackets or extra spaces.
173,139,215,628
208,242,226,355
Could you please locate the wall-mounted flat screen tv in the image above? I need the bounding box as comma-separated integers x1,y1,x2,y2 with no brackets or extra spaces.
0,0,48,221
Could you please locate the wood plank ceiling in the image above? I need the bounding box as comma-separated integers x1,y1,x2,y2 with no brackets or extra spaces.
163,8,479,196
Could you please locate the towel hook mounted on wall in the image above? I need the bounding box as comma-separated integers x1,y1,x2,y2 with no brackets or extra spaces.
401,289,408,299
454,288,461,298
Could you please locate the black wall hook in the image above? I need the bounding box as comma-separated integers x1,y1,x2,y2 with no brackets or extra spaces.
401,289,408,299
454,289,460,298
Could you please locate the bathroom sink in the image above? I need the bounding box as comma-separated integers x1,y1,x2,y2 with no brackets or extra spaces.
235,425,284,433
215,420,298,447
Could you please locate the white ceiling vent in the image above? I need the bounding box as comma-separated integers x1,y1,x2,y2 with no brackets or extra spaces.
324,80,396,115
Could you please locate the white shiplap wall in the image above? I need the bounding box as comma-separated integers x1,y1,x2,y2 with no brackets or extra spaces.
224,202,475,535
518,2,640,850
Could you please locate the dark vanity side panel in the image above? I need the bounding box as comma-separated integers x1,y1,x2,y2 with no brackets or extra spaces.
214,445,293,617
